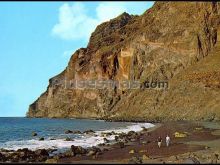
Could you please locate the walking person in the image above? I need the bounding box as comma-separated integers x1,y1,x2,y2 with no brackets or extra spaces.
166,135,171,147
157,136,162,148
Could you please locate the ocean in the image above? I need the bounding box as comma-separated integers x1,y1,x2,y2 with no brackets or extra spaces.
0,117,154,152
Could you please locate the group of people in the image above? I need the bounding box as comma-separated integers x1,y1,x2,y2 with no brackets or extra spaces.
157,135,170,148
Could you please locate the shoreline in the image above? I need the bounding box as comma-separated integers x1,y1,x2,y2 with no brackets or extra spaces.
1,121,220,163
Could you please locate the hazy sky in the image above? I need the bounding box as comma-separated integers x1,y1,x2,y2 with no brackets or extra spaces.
0,1,154,117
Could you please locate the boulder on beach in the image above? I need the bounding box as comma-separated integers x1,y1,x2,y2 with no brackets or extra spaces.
45,158,58,163
39,137,44,141
129,156,143,164
0,152,6,162
35,149,49,157
87,150,96,156
142,154,150,160
129,149,136,154
71,145,87,156
174,132,187,138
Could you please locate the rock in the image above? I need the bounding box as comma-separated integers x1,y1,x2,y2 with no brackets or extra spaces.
115,136,119,142
65,130,73,134
142,154,150,160
191,157,200,164
50,138,56,140
87,150,96,156
0,152,6,162
45,158,58,163
142,127,148,132
47,148,58,153
35,149,49,156
169,155,179,161
205,146,210,150
129,149,136,154
128,131,136,136
129,156,143,164
98,143,105,147
71,145,87,155
65,137,73,141
210,153,219,164
83,130,95,134
32,132,38,136
174,132,187,138
63,150,74,157
103,138,110,143
73,130,81,134
39,137,44,141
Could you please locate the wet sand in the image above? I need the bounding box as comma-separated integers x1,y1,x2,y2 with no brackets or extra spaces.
58,121,220,164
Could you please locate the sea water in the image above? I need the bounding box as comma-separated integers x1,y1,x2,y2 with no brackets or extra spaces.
0,117,154,151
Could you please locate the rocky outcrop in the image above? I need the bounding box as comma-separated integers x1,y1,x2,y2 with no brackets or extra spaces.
27,2,220,121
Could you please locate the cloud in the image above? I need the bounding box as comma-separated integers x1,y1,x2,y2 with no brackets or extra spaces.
52,2,129,41
52,2,154,41
52,3,98,41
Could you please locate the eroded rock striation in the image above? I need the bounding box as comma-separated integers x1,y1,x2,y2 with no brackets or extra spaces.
27,2,220,121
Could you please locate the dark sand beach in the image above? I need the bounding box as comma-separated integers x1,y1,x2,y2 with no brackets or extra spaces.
57,121,220,164
1,121,220,164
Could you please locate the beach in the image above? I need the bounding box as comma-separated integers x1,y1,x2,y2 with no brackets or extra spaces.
1,120,220,164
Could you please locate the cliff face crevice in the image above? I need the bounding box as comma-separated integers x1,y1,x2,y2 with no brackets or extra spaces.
27,2,220,121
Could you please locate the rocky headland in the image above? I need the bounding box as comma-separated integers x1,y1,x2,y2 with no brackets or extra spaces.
27,2,220,122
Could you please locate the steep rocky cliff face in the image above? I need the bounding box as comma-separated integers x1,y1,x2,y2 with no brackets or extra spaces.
27,2,220,122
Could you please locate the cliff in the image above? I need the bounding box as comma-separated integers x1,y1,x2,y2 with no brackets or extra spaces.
27,2,220,122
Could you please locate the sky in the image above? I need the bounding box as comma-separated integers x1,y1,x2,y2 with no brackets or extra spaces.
0,1,154,117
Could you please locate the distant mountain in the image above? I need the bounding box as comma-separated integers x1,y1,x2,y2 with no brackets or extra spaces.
27,2,220,122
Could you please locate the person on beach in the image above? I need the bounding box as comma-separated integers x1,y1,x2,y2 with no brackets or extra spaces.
157,136,162,148
166,135,171,147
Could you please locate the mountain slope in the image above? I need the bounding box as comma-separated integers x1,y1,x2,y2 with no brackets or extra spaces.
27,2,220,122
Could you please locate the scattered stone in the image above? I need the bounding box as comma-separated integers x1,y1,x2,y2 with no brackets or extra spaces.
103,138,110,143
65,137,73,141
129,149,136,154
205,146,210,150
0,152,6,162
142,154,150,160
129,156,143,164
35,149,49,157
73,130,81,134
191,157,200,164
87,150,96,156
174,132,187,138
39,137,44,141
45,158,58,163
71,145,87,156
65,130,73,134
142,127,148,131
83,130,95,134
32,132,38,136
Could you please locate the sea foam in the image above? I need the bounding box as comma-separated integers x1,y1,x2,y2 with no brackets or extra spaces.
0,122,154,151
